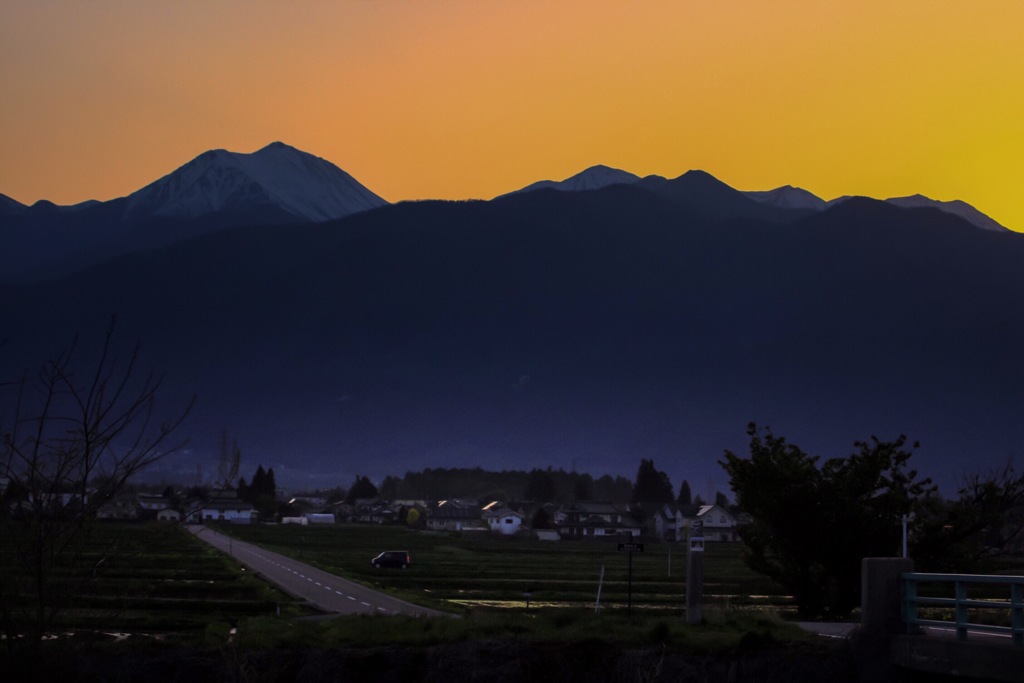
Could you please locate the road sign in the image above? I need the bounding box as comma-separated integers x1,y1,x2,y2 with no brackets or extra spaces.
617,542,644,552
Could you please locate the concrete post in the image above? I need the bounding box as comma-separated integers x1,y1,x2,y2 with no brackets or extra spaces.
861,557,914,637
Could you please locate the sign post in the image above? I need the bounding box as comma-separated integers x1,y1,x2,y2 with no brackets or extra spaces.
686,520,704,625
617,539,644,616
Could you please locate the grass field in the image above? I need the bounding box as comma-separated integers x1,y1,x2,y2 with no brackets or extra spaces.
220,523,792,617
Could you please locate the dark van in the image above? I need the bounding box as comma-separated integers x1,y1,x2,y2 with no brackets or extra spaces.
371,550,410,569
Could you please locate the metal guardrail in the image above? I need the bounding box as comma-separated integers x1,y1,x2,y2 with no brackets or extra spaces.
902,572,1024,648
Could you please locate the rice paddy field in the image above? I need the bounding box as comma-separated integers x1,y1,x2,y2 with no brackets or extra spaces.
2,520,795,647
220,524,792,617
0,522,311,637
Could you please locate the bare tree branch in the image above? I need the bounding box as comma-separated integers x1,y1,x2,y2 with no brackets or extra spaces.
0,319,194,658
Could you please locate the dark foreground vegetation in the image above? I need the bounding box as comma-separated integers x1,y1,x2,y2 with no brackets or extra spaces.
5,615,859,683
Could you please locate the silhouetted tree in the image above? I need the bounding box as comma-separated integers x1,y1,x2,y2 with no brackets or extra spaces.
531,507,552,529
714,491,729,507
210,429,241,503
630,459,674,520
379,475,401,501
677,480,692,506
345,475,378,504
593,474,633,501
721,423,935,619
237,464,275,519
524,468,557,503
251,465,267,499
184,428,241,523
324,486,347,504
573,474,592,501
911,464,1024,572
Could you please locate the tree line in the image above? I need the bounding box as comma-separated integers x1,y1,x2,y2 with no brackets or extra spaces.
302,464,725,517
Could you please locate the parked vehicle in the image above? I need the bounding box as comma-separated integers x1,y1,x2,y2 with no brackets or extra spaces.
371,550,410,569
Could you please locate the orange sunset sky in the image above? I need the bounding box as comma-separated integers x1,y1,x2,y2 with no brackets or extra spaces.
1,1,1021,231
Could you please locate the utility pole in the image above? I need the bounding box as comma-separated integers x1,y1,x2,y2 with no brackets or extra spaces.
617,538,644,617
686,520,704,625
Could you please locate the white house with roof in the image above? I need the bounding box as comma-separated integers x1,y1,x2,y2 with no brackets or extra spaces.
157,507,182,523
692,504,739,541
185,496,256,524
137,493,171,512
482,501,524,535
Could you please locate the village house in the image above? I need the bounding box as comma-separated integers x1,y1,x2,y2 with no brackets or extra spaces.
137,492,171,512
184,495,257,524
652,503,698,542
426,499,484,532
157,507,182,523
353,498,399,524
96,494,140,521
554,501,643,540
481,501,524,535
690,504,740,542
305,512,336,524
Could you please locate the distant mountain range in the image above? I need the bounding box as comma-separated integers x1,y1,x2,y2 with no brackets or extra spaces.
1,148,1010,284
2,144,1021,493
506,164,1009,233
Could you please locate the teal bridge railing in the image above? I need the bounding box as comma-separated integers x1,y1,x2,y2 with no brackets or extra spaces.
902,572,1024,648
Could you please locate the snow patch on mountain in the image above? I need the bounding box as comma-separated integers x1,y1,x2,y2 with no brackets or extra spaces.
885,194,1007,233
509,165,641,195
124,141,387,222
743,185,827,211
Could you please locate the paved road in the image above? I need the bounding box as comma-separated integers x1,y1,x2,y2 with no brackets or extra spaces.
797,622,857,639
188,525,447,617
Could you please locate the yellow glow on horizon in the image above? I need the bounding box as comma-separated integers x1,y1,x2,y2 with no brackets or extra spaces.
1,1,1021,231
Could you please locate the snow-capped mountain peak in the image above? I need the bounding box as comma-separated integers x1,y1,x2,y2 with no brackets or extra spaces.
124,142,387,223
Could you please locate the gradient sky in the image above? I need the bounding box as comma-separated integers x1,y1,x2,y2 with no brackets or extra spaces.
1,1,1021,231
